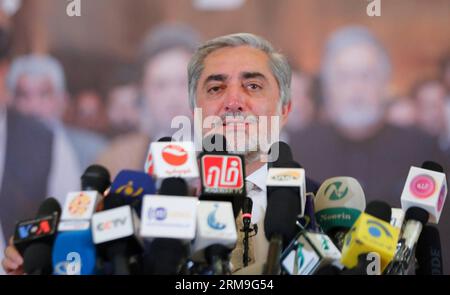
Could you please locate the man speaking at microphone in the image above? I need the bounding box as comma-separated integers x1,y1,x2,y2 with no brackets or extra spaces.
2,32,318,274
188,33,318,273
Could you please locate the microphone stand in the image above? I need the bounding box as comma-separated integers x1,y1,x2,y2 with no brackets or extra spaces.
242,224,258,267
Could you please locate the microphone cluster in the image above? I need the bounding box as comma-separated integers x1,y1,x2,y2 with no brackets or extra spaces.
9,136,447,275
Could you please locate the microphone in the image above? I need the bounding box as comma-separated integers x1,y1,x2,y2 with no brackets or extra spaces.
52,229,97,275
280,230,342,275
52,187,101,275
58,191,101,231
384,207,429,275
314,177,366,250
415,225,443,275
191,200,237,275
263,142,304,275
242,197,255,267
80,164,111,194
91,194,143,275
142,178,193,274
109,170,157,216
144,136,172,177
400,162,447,224
340,201,399,274
13,198,62,275
199,134,246,218
149,139,199,184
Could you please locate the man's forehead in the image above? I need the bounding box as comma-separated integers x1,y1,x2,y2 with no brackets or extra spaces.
201,46,273,79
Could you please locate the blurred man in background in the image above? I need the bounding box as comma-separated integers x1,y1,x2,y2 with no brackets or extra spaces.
412,78,449,152
104,65,141,139
0,9,71,274
97,23,201,178
290,26,450,272
283,68,316,142
7,54,107,171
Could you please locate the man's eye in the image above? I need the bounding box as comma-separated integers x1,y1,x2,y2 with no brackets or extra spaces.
246,83,262,91
208,86,222,93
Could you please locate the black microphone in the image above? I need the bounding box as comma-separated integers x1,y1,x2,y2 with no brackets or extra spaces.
264,142,302,275
416,225,443,275
14,198,62,275
242,197,255,267
81,164,111,194
143,178,190,274
92,194,142,275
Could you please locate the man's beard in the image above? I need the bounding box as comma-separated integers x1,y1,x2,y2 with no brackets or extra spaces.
206,112,261,157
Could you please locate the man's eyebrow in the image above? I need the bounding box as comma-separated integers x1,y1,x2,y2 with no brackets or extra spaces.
204,74,228,84
241,72,267,80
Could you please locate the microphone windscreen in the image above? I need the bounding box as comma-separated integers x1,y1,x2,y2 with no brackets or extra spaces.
421,161,444,173
24,243,53,275
405,207,429,225
264,187,300,245
268,141,294,167
103,193,126,210
81,164,111,193
159,178,188,196
157,136,173,142
144,238,187,274
365,201,391,222
37,198,61,217
416,225,443,275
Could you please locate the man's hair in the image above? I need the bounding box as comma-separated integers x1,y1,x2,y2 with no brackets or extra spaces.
320,26,392,85
187,32,291,109
7,54,66,95
139,23,201,76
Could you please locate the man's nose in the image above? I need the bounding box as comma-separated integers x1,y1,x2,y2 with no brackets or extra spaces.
223,85,245,113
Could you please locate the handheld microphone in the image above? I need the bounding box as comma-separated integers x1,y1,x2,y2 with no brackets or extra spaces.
340,201,399,273
144,136,172,176
142,178,193,274
281,230,342,275
264,142,304,275
109,170,157,216
415,225,443,275
91,194,143,275
52,229,97,275
13,198,61,275
384,207,429,275
199,134,246,218
401,162,447,224
191,201,237,275
314,177,366,250
81,164,111,194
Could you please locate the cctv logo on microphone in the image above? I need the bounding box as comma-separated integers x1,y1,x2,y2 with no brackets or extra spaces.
91,206,136,244
150,141,199,179
410,175,436,199
201,155,244,194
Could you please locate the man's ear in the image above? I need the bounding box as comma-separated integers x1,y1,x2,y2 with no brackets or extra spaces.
280,100,292,126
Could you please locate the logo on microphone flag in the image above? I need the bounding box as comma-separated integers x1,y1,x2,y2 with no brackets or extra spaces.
410,174,436,199
201,154,244,194
162,144,188,166
324,181,349,201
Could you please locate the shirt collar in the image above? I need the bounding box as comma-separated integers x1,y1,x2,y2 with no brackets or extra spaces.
246,163,267,192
